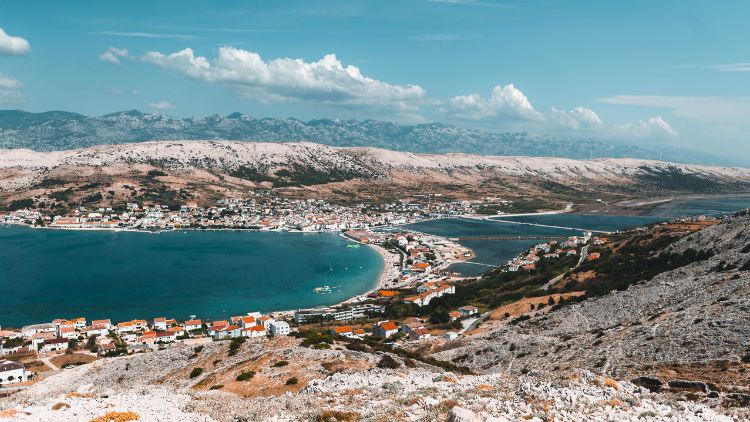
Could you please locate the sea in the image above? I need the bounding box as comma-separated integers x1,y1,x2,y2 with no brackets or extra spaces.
2,195,750,327
0,228,382,327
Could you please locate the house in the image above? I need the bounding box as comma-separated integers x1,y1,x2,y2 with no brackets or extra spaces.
70,317,87,330
269,321,289,336
167,326,185,337
139,331,157,344
91,319,112,330
587,252,601,261
242,325,266,338
399,324,432,340
239,316,256,328
59,327,78,340
184,319,202,332
0,360,30,385
98,343,116,356
329,326,354,337
41,338,69,353
373,321,398,338
458,306,479,317
448,311,461,321
213,325,242,340
153,317,168,331
409,327,431,341
21,323,56,338
116,321,135,334
257,316,275,329
30,332,56,348
207,320,229,336
443,331,459,340
156,331,177,343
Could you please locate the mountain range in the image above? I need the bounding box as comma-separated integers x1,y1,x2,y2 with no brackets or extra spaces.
0,110,734,166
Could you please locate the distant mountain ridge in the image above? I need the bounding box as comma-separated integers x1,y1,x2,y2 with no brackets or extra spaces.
0,109,731,166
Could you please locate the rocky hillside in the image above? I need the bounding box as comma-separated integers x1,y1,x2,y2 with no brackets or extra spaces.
0,109,729,165
0,336,735,421
435,212,750,404
1,141,749,210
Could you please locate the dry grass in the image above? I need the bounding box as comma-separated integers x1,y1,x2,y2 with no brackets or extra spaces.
604,378,620,390
315,410,360,421
50,353,98,368
89,411,140,422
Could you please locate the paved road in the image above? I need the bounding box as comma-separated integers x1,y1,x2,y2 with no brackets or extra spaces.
541,245,589,291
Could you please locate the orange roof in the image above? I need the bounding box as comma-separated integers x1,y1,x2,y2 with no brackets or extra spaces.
154,317,166,323
333,326,353,334
92,319,110,325
379,321,397,331
414,263,430,269
246,325,265,332
378,290,398,297
352,328,365,335
141,331,156,339
241,316,255,324
185,319,202,325
448,311,461,318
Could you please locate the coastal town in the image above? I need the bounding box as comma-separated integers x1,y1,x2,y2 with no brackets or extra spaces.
0,198,604,390
0,194,513,231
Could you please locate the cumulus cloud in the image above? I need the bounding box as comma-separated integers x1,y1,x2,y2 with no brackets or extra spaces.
0,28,30,56
615,116,677,139
441,84,543,121
148,100,176,110
139,47,426,110
99,47,130,64
550,106,602,130
0,73,23,102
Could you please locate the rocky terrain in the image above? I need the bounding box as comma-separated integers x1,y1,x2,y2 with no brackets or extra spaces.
0,337,737,421
0,109,722,165
435,212,750,412
1,140,749,209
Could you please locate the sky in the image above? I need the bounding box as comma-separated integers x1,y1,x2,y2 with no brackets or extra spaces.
0,0,749,158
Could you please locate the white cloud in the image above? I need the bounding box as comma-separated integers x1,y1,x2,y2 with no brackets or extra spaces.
0,73,23,102
709,62,750,72
99,47,130,64
0,28,30,56
599,95,750,124
411,34,464,41
441,84,543,121
615,116,677,139
148,100,176,110
550,106,602,130
140,47,426,110
93,31,197,40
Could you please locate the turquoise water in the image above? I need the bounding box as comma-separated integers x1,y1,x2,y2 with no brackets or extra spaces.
409,196,750,276
0,226,382,327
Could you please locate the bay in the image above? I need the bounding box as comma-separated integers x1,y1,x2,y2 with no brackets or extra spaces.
0,226,382,327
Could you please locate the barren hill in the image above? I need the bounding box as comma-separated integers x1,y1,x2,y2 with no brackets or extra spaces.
1,141,749,211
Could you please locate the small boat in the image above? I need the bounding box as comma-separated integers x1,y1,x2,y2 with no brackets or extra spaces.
346,244,360,248
314,285,333,294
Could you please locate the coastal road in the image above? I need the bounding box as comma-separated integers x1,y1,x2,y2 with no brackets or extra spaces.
540,245,589,291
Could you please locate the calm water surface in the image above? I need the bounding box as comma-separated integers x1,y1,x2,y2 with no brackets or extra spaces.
0,227,382,327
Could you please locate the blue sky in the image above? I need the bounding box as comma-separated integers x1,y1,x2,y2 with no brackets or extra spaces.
1,0,749,157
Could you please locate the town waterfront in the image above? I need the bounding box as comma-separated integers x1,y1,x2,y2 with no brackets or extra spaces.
0,226,383,327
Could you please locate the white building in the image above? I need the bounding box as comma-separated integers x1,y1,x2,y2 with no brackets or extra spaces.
269,321,289,336
0,360,30,385
21,323,56,339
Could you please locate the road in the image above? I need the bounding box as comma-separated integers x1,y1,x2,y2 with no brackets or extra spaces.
540,244,589,291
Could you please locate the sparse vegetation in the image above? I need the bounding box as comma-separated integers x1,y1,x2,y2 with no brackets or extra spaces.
189,367,203,378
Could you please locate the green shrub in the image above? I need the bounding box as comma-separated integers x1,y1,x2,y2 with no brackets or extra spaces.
209,384,224,390
189,367,204,378
236,370,255,381
272,360,289,368
285,377,298,385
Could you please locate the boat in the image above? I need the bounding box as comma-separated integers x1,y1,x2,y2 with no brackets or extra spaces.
346,244,361,248
314,285,332,294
